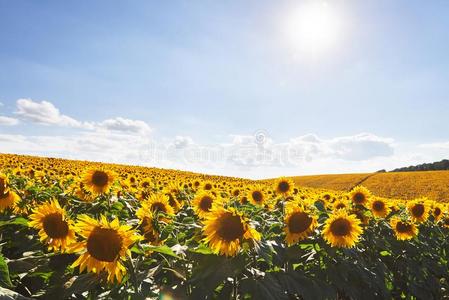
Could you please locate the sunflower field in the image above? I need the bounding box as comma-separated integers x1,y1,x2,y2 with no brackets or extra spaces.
1,154,449,300
293,170,449,202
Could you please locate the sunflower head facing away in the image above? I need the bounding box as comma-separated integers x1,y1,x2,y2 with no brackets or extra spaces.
369,197,391,218
192,191,221,218
349,186,371,207
322,210,363,248
82,169,115,195
71,215,142,283
390,217,418,240
284,206,317,245
274,177,294,196
29,200,76,252
407,199,430,223
136,209,163,246
202,207,260,257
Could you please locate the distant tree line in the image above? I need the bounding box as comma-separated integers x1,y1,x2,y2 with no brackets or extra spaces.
391,159,449,172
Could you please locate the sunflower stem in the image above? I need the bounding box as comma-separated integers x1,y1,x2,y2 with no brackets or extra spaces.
232,275,238,300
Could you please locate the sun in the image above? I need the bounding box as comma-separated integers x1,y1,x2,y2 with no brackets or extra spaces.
284,1,341,54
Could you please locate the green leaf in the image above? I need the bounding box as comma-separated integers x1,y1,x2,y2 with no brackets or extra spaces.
0,254,12,288
0,217,29,227
147,245,181,259
314,200,326,212
189,244,214,255
189,254,245,299
240,273,288,300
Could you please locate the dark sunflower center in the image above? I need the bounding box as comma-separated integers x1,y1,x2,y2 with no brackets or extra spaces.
288,212,312,234
434,207,441,216
167,194,177,207
87,227,123,262
130,177,136,183
252,191,263,203
373,201,385,212
199,196,213,212
335,203,346,210
217,214,245,242
396,222,412,233
0,178,6,195
0,191,10,200
330,218,351,236
411,204,424,218
278,181,290,193
152,202,167,214
233,190,240,197
204,183,212,190
144,230,158,243
42,213,69,239
353,193,365,204
142,182,150,188
92,171,109,187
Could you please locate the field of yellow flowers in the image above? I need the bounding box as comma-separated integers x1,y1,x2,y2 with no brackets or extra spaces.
1,153,449,299
293,170,449,202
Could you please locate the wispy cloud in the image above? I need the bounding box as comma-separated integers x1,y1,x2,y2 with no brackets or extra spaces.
0,116,19,126
12,98,152,135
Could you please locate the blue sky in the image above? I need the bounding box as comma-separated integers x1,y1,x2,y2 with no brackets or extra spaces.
1,1,449,178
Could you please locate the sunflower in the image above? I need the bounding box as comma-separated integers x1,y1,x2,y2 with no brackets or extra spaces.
332,199,349,211
349,186,371,207
163,183,184,212
274,177,294,196
82,169,115,195
284,206,317,245
390,217,418,240
71,215,141,283
29,200,76,252
407,199,430,223
140,194,175,219
140,178,152,190
202,207,260,257
192,191,221,218
322,210,363,248
431,202,444,221
202,181,214,191
247,185,267,206
0,190,20,212
136,209,162,246
69,180,95,202
369,197,390,218
231,187,241,198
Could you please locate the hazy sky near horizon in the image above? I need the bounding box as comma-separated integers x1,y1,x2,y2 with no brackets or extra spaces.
1,0,449,178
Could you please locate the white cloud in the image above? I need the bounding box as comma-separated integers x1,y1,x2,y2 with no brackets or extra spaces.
172,136,194,149
287,133,395,161
0,131,442,178
14,98,151,135
15,98,88,128
0,116,19,126
99,117,152,135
